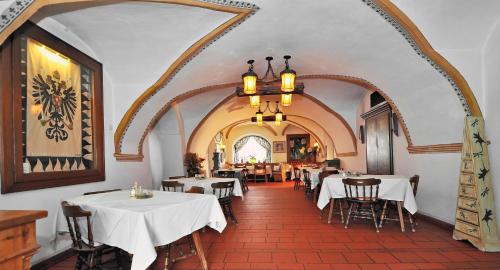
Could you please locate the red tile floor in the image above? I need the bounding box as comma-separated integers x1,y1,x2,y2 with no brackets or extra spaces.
48,182,500,270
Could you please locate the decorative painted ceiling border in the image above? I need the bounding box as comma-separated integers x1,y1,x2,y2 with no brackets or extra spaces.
127,74,403,161
0,0,258,43
0,0,258,160
363,0,481,117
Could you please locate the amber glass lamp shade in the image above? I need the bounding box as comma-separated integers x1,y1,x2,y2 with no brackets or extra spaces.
281,94,292,107
275,111,283,126
242,71,257,95
256,110,263,126
249,95,260,108
280,69,296,92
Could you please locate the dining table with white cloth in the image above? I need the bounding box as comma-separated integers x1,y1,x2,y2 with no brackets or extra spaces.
163,177,244,198
55,190,226,270
317,174,418,232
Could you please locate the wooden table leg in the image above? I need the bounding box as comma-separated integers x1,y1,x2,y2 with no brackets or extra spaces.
313,187,318,203
396,201,405,232
192,230,208,270
327,198,334,224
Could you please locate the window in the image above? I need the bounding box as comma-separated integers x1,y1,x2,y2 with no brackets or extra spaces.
234,136,271,163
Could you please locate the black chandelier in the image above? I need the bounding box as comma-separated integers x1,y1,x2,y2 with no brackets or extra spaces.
237,56,305,108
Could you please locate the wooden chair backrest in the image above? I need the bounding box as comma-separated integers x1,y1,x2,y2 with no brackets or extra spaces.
211,181,235,199
293,167,301,179
302,169,311,182
318,171,337,185
271,163,282,173
254,164,266,175
61,201,94,249
342,178,381,202
409,175,420,196
162,181,185,192
218,170,236,178
83,189,121,195
186,186,205,194
169,176,185,179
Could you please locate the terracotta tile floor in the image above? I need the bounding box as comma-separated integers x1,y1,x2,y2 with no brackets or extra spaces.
48,182,500,270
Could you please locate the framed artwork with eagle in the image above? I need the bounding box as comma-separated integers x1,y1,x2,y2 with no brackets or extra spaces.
0,22,104,193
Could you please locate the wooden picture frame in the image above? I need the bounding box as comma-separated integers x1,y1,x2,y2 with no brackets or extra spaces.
273,141,286,153
286,134,310,162
0,22,105,193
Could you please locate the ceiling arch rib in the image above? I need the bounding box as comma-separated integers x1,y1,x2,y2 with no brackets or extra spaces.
110,0,478,158
0,0,477,158
225,120,278,139
186,94,353,160
130,75,409,160
214,118,330,160
223,119,329,155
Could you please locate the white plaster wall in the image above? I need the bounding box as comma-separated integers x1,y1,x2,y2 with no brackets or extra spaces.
483,20,500,233
148,129,164,188
0,20,154,263
154,109,185,185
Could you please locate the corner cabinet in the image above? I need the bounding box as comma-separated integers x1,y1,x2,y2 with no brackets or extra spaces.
0,210,47,269
361,102,394,175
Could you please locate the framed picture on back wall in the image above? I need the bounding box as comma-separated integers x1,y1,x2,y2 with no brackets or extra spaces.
286,134,310,162
273,141,286,153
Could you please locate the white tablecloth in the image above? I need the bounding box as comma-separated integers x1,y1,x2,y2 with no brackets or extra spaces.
316,175,418,214
164,177,244,198
55,190,226,270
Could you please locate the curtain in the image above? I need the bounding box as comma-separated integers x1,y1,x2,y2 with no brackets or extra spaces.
253,136,271,162
233,136,250,163
233,135,272,163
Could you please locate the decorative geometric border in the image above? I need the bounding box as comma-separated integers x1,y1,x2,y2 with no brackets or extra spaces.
114,0,259,158
363,0,479,117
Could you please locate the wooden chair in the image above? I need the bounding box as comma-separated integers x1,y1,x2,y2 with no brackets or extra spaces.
211,181,237,223
303,169,313,198
240,169,249,192
218,170,236,178
162,181,185,192
293,167,302,190
169,176,185,179
285,171,292,182
186,186,205,194
379,175,419,231
254,164,268,182
271,163,283,182
343,178,381,232
61,201,122,269
83,189,121,195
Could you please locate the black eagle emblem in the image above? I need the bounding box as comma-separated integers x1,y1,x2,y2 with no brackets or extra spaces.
32,70,77,142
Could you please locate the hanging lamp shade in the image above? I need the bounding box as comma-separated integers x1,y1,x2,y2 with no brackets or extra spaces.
256,109,263,126
280,55,296,92
242,60,257,95
281,94,292,107
275,112,283,126
249,95,260,108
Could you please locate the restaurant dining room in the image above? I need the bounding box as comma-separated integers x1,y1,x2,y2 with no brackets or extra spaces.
2,0,500,270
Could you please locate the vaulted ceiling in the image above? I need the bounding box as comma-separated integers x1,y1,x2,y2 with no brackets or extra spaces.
2,0,499,160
